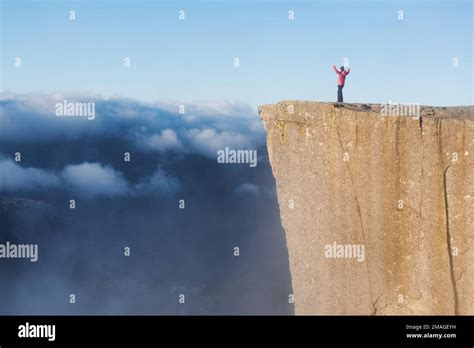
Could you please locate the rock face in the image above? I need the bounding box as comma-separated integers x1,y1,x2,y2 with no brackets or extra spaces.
259,101,474,315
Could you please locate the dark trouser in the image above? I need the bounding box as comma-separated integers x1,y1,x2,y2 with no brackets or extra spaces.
337,84,344,102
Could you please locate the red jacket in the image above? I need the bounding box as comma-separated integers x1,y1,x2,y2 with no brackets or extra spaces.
333,65,350,86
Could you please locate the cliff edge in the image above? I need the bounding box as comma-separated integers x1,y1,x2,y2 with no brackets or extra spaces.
259,101,474,315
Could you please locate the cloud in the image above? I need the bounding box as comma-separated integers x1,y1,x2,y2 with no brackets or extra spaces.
153,100,257,119
134,168,180,195
139,129,183,152
60,162,129,197
0,92,104,142
234,183,260,195
0,158,61,191
0,93,264,196
185,128,253,158
60,163,181,197
0,156,180,198
0,93,264,159
0,95,292,316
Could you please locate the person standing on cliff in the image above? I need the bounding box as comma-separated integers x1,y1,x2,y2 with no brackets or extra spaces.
332,65,350,102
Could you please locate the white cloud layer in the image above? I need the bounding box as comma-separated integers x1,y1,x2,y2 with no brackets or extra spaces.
134,168,180,195
185,128,251,157
0,93,265,159
0,158,61,191
61,162,129,197
139,129,183,152
0,93,266,196
0,158,180,198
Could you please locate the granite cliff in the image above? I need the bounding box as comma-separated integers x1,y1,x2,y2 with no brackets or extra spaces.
259,101,473,315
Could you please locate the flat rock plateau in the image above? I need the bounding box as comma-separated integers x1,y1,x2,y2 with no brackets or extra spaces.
259,101,473,315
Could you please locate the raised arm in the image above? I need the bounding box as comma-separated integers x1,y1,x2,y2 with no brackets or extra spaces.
332,65,340,74
346,67,350,75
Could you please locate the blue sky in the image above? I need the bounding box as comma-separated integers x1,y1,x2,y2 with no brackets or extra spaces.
1,0,472,107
